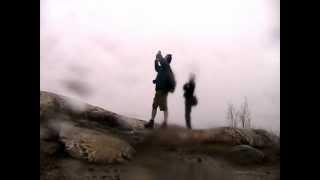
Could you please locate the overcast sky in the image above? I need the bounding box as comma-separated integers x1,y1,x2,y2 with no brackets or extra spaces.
40,0,280,131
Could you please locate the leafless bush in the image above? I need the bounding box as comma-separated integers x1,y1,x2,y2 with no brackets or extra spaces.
227,103,237,128
239,97,251,129
226,97,251,129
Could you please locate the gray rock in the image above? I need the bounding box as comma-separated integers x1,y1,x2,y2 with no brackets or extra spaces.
229,145,265,164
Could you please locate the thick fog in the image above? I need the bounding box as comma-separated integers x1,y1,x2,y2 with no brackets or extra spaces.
40,0,280,131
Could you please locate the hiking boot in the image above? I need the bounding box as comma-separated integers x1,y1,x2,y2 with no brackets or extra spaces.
144,120,154,129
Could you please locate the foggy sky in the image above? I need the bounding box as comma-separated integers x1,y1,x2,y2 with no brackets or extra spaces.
40,0,280,131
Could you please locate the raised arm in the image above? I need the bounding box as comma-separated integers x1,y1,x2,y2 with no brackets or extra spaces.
155,59,160,72
154,50,163,72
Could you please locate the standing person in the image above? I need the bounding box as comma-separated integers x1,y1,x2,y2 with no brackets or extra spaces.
183,73,198,129
145,51,176,129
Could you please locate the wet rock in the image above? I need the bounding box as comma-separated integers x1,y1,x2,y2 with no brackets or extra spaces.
229,145,265,164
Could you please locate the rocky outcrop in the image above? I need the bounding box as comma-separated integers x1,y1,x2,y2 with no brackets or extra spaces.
40,91,280,180
61,126,135,163
40,91,145,130
40,91,142,165
144,126,280,149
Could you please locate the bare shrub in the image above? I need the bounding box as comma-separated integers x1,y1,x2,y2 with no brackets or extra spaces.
227,103,237,128
226,97,252,129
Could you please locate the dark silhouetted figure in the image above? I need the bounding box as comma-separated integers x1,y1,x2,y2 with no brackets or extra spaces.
183,74,198,129
145,51,176,129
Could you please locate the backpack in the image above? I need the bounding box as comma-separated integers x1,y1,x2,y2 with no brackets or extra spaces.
166,67,176,93
191,96,198,106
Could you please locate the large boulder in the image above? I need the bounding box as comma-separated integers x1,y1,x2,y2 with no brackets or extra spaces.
60,126,135,163
40,91,140,165
40,91,145,131
229,145,265,164
189,127,279,148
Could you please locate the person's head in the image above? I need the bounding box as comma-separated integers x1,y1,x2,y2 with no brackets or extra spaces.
156,50,163,60
165,54,172,64
189,73,196,82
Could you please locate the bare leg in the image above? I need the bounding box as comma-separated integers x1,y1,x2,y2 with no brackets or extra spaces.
164,110,168,123
145,108,157,128
161,110,168,128
151,108,157,120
